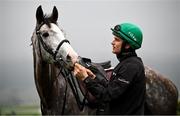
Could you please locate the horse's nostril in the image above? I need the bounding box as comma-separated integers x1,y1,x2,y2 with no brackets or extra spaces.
42,32,49,38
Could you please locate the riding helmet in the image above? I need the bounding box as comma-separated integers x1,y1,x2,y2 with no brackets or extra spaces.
111,23,143,49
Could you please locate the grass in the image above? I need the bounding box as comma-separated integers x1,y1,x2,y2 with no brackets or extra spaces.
0,104,41,115
0,101,180,115
177,100,180,115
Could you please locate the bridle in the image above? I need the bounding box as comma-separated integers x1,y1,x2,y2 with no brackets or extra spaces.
35,23,88,114
36,23,70,62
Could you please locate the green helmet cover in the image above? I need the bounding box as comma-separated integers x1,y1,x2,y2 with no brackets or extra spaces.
111,23,143,49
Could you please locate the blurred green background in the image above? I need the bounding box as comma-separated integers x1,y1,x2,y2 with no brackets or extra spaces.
0,102,180,115
0,105,40,115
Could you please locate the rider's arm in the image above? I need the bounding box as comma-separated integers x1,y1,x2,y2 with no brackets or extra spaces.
83,63,137,102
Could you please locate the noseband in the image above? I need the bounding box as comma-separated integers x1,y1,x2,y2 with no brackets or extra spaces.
36,23,70,61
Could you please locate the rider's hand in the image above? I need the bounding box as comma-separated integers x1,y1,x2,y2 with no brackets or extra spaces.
86,68,96,79
73,63,95,81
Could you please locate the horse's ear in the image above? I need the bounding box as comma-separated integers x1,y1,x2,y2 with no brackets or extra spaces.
36,5,44,24
51,6,58,23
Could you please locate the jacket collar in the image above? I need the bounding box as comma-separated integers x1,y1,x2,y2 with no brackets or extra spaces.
116,50,137,62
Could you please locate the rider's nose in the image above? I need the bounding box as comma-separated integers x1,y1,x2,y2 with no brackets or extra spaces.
111,39,115,45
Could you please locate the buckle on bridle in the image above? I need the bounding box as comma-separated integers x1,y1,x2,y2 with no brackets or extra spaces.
36,30,41,35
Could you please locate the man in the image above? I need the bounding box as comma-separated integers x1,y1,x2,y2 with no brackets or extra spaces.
73,23,146,115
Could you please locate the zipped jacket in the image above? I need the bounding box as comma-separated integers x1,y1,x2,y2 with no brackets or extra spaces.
84,51,146,115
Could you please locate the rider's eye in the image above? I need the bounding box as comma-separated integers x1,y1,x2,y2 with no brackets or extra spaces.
42,32,49,38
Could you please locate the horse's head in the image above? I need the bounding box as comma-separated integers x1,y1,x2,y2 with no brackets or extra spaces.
32,6,78,68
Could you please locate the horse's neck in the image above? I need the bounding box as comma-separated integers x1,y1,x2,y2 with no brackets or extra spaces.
33,48,59,105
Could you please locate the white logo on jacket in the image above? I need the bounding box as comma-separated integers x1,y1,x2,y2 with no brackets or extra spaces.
118,78,130,84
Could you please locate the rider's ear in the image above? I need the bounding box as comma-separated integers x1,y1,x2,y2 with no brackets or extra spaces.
36,5,44,24
51,6,58,23
125,44,131,49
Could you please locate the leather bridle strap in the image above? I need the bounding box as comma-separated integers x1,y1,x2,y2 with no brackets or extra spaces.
36,24,70,61
36,31,54,56
54,39,70,60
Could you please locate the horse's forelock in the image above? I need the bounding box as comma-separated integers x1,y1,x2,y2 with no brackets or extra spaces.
45,14,58,27
35,14,66,38
36,14,58,29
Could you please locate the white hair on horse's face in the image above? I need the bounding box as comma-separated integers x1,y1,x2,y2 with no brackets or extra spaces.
36,23,79,66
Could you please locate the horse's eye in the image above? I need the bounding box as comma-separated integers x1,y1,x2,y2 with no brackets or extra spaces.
42,32,49,38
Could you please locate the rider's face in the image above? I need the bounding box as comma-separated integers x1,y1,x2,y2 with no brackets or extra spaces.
111,36,123,54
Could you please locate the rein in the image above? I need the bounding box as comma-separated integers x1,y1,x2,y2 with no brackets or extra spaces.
35,23,88,114
58,60,88,112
